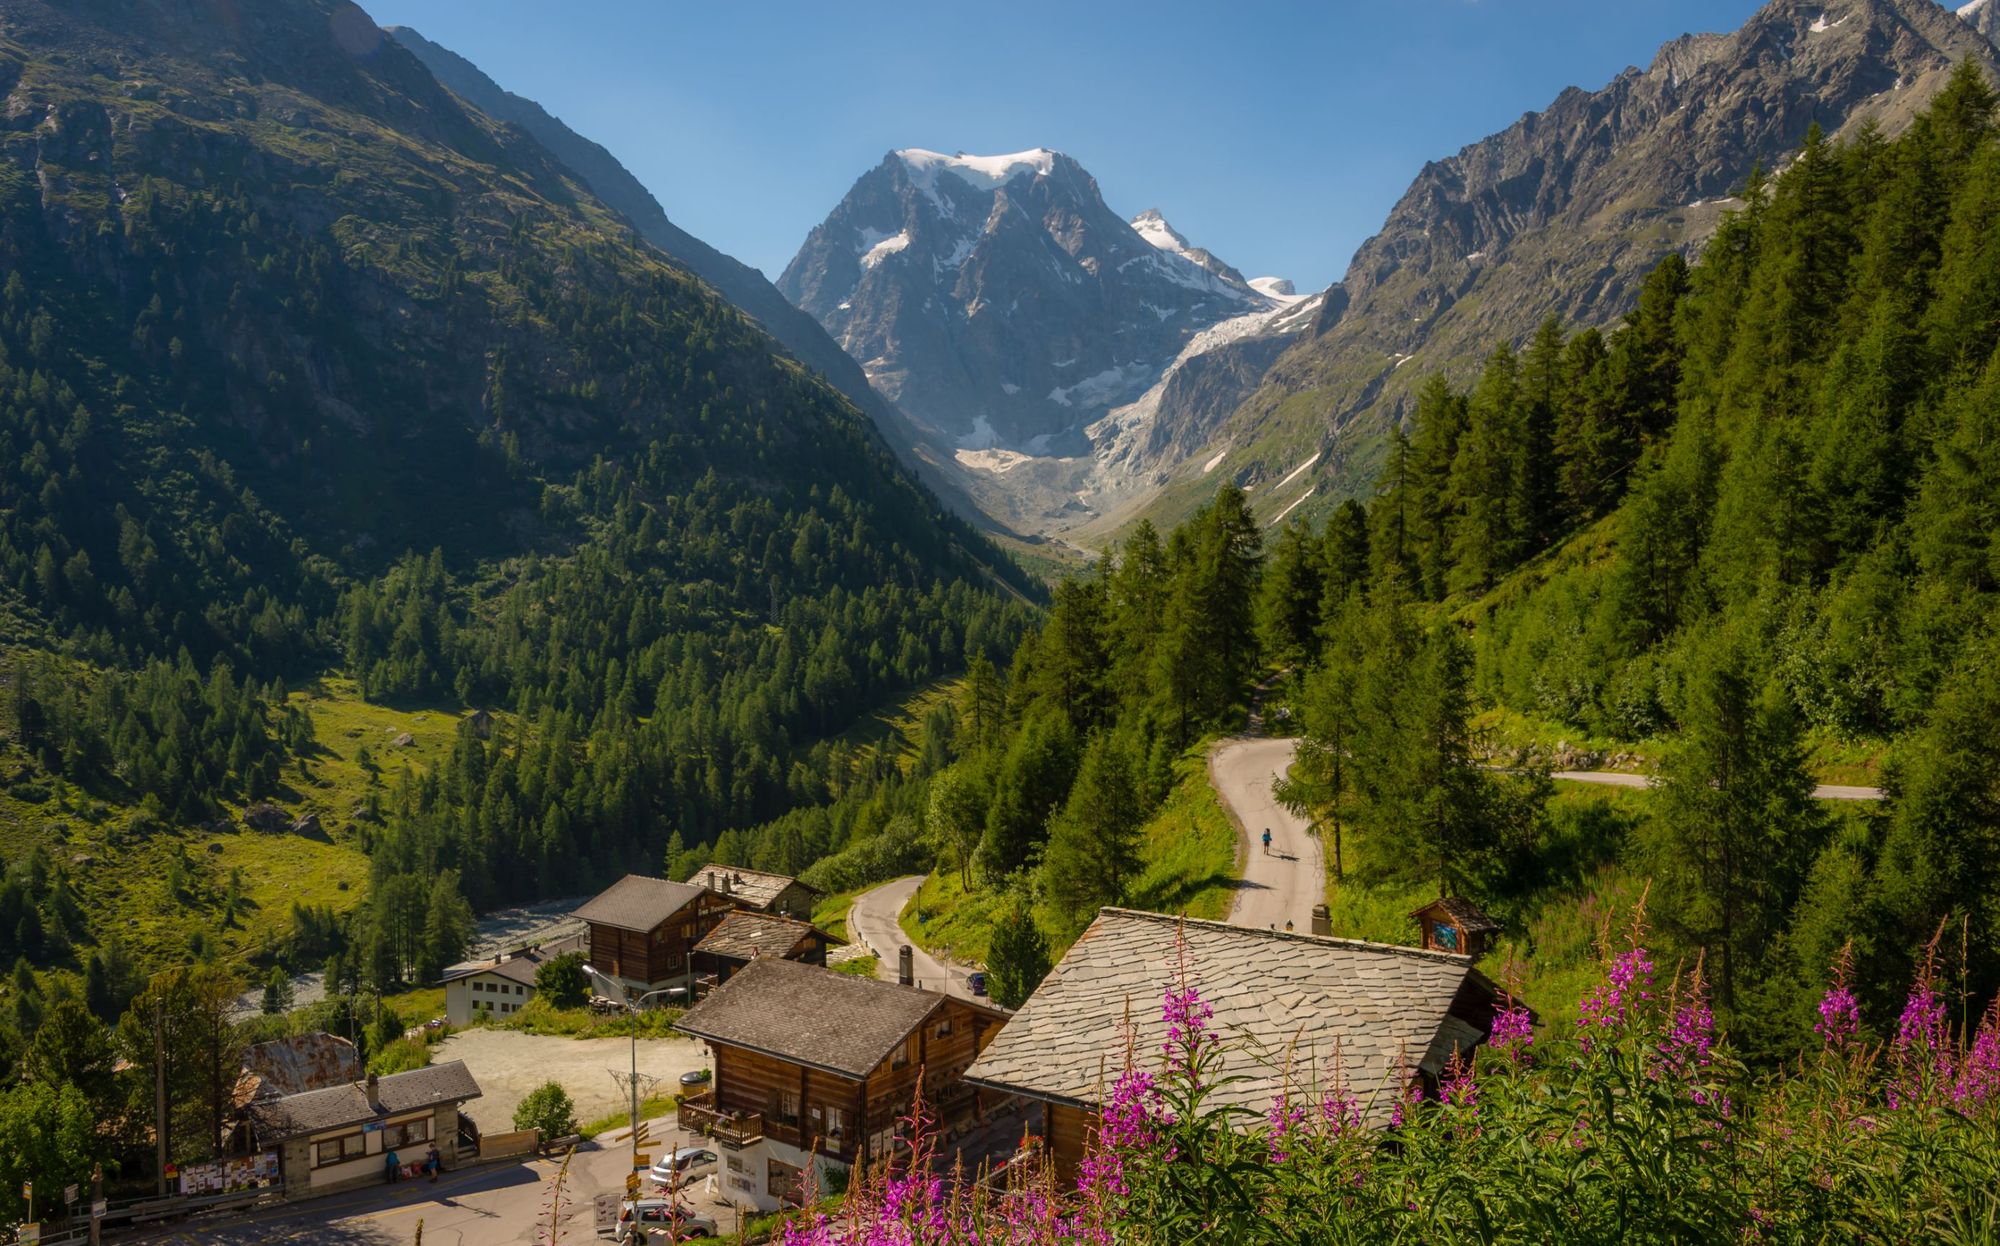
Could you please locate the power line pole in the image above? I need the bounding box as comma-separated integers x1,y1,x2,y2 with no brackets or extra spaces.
154,995,169,1198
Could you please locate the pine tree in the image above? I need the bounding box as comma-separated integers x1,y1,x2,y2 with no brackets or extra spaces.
1041,733,1144,933
985,894,1051,1010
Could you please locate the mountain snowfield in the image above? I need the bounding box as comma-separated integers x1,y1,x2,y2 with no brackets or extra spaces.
779,146,1317,537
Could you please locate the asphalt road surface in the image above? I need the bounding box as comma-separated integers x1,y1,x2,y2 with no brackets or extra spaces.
1549,770,1883,801
1209,737,1324,934
848,875,973,997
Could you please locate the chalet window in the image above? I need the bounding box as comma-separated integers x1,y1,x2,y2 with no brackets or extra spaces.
823,1105,847,1141
386,1116,431,1149
312,1133,366,1167
891,1038,912,1070
935,1016,955,1038
515,984,524,995
775,1090,800,1126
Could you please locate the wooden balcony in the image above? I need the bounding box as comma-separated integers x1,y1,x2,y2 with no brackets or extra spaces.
677,1090,765,1149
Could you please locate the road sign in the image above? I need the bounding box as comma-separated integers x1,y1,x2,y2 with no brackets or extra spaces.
63,1186,77,1205
633,1153,652,1167
92,1200,107,1218
633,1122,649,1144
624,1172,640,1196
18,1224,38,1244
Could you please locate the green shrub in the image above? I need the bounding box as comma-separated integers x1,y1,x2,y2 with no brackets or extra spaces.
513,1081,578,1140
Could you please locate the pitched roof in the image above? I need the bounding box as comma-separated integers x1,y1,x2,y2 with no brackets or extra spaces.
1411,896,1502,934
685,864,818,910
247,1061,481,1142
573,875,706,932
674,957,947,1079
439,932,587,988
963,909,1493,1126
694,911,841,962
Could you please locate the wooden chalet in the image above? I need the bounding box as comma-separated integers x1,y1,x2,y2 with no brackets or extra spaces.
674,957,1012,1212
964,909,1506,1178
686,864,819,919
573,874,739,999
692,911,842,994
1411,896,1502,959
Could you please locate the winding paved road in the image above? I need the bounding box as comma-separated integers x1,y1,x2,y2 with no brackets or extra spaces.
1203,744,1884,939
1209,737,1324,934
848,875,973,998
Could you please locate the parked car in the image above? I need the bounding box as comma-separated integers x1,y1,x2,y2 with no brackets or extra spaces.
678,1067,712,1088
967,971,988,997
616,1198,715,1241
648,1146,718,1189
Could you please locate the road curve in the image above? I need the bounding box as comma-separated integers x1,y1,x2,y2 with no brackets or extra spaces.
848,875,972,998
1550,770,1883,802
1209,737,1324,934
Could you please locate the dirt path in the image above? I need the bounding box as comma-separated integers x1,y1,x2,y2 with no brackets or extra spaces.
1549,770,1882,801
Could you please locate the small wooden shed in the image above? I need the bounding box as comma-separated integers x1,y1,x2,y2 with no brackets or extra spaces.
1410,896,1501,959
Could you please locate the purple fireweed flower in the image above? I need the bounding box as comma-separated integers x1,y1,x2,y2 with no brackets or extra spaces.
1441,1051,1478,1116
1577,947,1654,1051
1954,1000,2000,1112
1321,1086,1362,1137
1490,1003,1534,1063
1266,1092,1308,1162
1661,978,1715,1078
1815,984,1860,1049
1890,972,1953,1109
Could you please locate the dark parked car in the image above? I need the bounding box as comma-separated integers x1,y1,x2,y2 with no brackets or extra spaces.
967,971,988,997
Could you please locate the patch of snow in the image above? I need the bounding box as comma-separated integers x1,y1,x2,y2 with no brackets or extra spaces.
1053,358,1077,368
1392,353,1416,369
836,301,852,311
1131,209,1190,254
1267,487,1315,528
957,415,1002,451
940,235,979,270
1960,0,1989,18
1274,452,1321,492
1808,11,1849,33
1464,251,1486,262
1001,382,1021,395
897,148,1056,192
1249,277,1307,303
1202,449,1229,475
860,230,910,269
1048,363,1151,410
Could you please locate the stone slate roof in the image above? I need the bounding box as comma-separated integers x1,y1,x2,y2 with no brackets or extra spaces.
440,932,587,988
674,957,944,1079
1411,896,1502,934
247,1061,481,1142
963,909,1493,1126
694,911,841,963
573,875,706,932
686,864,817,910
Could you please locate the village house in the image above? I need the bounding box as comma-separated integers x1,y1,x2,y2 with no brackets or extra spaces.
573,874,740,1000
244,1063,482,1197
439,932,588,1026
691,911,842,995
963,909,1507,1177
673,957,1014,1212
686,864,820,920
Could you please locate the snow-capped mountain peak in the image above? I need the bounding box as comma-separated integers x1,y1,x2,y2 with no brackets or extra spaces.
895,147,1057,191
1249,276,1307,303
1131,208,1193,254
1959,0,1987,20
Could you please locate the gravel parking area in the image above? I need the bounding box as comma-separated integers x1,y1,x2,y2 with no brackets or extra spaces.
434,1028,710,1134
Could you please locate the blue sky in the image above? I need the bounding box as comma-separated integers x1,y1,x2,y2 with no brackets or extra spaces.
364,1,1786,291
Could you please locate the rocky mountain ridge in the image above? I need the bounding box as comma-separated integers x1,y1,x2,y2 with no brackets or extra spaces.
1113,0,2000,540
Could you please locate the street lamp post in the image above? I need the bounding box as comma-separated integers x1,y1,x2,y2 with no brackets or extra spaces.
582,964,677,1145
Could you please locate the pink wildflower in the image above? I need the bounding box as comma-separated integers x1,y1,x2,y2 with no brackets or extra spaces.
1953,999,2000,1113
1489,1002,1534,1063
1576,946,1654,1051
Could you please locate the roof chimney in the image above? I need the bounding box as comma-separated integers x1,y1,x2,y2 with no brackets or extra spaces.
897,945,914,988
721,874,733,896
364,1072,381,1110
